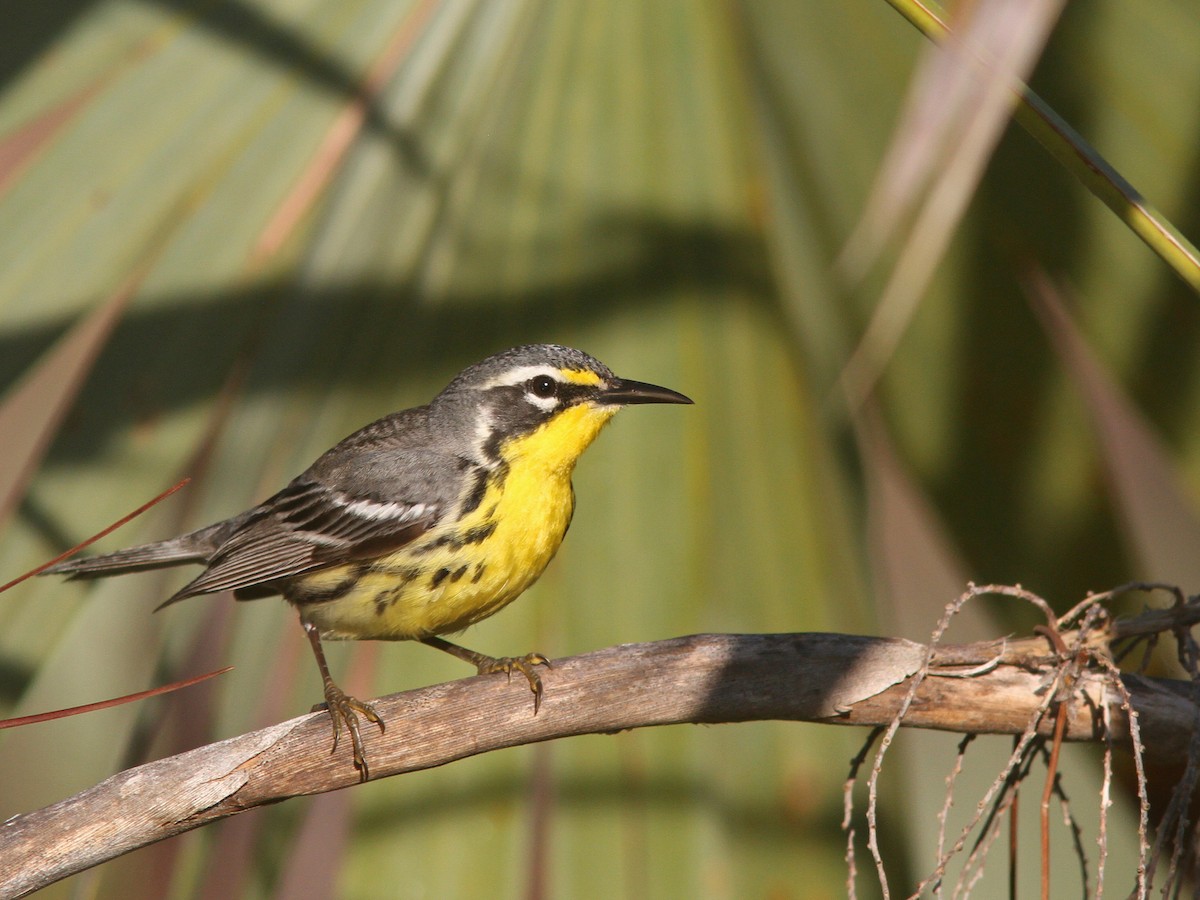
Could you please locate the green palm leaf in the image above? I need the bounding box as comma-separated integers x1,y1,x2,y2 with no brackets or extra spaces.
2,0,1198,896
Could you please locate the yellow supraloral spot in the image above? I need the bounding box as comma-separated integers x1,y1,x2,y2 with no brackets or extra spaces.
558,368,604,386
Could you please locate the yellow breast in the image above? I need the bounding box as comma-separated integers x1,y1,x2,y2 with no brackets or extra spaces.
298,402,617,641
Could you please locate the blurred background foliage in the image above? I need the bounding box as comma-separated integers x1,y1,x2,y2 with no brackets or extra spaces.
1,0,1199,896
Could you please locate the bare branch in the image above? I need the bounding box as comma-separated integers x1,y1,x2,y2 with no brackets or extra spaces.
1,627,1198,897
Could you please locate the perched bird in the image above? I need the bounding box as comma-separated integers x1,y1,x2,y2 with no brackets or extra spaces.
44,344,692,779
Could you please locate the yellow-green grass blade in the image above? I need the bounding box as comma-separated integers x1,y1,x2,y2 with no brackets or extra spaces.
884,0,1200,294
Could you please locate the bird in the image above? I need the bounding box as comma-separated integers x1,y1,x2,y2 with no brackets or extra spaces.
43,344,692,780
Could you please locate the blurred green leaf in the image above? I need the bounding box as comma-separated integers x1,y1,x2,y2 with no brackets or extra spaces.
2,0,1199,896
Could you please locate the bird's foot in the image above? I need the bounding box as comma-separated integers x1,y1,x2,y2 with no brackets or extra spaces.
420,637,553,712
312,686,385,781
472,652,553,713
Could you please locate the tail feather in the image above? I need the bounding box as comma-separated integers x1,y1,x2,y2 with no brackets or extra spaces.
42,523,228,580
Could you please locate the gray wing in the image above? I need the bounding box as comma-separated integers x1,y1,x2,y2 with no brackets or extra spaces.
169,447,457,602
45,407,474,604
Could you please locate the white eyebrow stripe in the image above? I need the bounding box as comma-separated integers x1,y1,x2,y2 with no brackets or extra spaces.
481,365,562,389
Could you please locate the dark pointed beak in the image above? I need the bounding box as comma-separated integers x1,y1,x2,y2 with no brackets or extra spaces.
601,378,693,406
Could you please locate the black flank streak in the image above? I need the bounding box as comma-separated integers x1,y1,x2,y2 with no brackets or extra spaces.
459,466,493,516
425,563,473,588
291,564,367,605
397,565,423,584
462,522,497,545
414,520,497,555
472,563,486,583
373,587,400,616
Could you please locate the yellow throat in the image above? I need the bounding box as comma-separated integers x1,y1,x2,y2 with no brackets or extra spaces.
299,401,618,641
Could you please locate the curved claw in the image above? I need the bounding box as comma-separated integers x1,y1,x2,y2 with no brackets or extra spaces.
314,688,385,781
475,652,553,713
419,637,554,713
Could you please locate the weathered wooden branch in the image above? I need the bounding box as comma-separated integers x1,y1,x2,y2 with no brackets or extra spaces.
2,627,1198,897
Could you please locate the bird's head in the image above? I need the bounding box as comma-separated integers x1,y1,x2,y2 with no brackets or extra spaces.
436,344,693,471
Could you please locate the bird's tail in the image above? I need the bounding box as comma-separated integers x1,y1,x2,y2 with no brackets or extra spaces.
41,522,228,580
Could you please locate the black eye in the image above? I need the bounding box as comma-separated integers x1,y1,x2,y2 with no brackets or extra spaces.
530,375,558,398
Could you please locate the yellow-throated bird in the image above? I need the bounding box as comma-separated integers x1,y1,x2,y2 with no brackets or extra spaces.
44,344,692,779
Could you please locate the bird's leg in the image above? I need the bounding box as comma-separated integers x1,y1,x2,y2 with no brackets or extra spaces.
421,636,552,712
303,620,384,781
